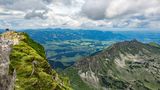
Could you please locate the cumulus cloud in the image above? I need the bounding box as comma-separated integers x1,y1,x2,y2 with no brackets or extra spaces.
106,0,160,18
81,0,160,28
0,0,51,20
25,10,48,19
82,0,160,19
0,0,160,29
82,0,108,20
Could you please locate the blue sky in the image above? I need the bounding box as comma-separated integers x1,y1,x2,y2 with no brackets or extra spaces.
0,0,160,30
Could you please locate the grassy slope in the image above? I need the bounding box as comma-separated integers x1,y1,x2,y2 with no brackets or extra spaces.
148,42,160,48
9,32,72,90
63,67,94,90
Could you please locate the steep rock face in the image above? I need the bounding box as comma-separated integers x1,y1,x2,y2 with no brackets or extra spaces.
0,31,72,90
68,40,160,90
0,31,18,90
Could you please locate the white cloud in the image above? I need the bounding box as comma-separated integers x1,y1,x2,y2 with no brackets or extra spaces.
0,0,160,29
81,0,160,29
0,0,47,11
82,0,108,20
0,0,51,19
25,10,48,19
105,0,160,18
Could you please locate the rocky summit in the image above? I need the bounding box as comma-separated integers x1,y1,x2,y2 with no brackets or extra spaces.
0,31,72,90
65,40,160,90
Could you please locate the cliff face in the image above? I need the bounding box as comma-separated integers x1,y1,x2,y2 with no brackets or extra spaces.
0,31,72,90
0,31,18,90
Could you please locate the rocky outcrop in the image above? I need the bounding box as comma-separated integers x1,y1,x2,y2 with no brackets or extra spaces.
0,31,18,90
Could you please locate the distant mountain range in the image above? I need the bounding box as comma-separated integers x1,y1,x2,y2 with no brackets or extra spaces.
19,28,160,70
20,28,160,44
20,28,126,44
65,40,160,90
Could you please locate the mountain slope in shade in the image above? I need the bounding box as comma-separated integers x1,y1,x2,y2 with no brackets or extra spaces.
0,31,72,90
65,40,160,90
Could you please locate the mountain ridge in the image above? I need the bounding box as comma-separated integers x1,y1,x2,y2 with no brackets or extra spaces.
65,40,160,90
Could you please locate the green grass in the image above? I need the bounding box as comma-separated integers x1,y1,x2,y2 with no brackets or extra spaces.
9,32,72,90
63,67,94,90
22,33,46,58
148,42,160,48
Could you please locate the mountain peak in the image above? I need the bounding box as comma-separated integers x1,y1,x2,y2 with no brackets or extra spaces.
105,40,160,59
73,40,160,90
112,39,141,48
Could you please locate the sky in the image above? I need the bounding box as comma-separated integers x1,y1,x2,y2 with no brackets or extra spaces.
0,0,160,30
